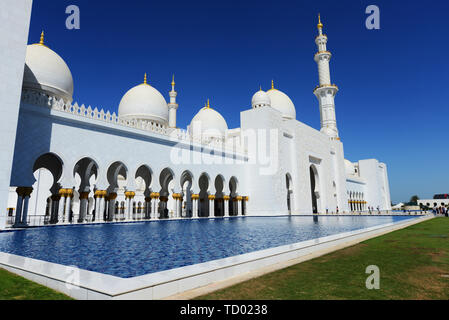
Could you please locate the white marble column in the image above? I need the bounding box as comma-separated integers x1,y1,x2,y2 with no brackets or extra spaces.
155,198,160,219
150,198,156,219
127,198,132,220
58,191,66,224
209,196,215,218
14,194,23,227
242,197,248,215
65,190,74,223
127,192,136,220
179,198,183,218
144,197,151,219
78,192,89,223
21,195,31,226
224,196,230,217
192,195,199,218
94,190,105,222
175,198,179,218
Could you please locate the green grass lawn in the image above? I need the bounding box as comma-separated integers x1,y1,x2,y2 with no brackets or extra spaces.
0,268,72,300
198,217,449,300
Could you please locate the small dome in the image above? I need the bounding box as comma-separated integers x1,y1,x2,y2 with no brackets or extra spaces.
266,84,296,120
190,101,228,139
118,76,168,125
251,89,271,109
23,41,74,102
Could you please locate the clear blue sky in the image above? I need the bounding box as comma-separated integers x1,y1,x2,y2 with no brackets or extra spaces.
27,0,449,204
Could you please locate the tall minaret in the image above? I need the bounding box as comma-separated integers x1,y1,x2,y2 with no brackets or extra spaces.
313,14,339,140
168,75,178,128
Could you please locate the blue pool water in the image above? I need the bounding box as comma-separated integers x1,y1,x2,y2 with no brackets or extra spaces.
0,216,419,278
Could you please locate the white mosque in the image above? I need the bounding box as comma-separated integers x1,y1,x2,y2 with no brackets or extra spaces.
1,13,391,229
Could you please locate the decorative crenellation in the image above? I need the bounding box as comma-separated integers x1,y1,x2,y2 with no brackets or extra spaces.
21,89,247,155
21,89,169,134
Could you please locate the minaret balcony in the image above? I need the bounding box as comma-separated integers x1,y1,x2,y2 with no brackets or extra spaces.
313,84,339,96
314,51,332,62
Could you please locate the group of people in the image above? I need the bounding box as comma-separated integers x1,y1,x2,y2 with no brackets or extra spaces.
368,206,381,214
433,206,448,217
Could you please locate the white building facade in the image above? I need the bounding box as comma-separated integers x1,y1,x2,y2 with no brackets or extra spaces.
0,9,391,229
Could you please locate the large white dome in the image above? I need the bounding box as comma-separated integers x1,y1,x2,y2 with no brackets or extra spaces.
118,78,169,125
266,86,296,120
23,42,74,102
190,102,228,139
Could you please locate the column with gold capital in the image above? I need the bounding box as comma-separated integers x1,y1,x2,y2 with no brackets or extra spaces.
125,191,136,220
58,189,67,224
208,195,215,218
65,189,74,223
192,194,199,218
224,195,230,217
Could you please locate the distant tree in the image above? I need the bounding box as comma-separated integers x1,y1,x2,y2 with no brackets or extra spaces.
409,195,419,206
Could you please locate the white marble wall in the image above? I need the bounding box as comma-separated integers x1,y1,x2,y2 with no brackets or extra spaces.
0,0,33,228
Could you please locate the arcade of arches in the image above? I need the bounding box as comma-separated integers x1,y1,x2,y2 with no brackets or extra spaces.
11,153,248,227
347,191,366,212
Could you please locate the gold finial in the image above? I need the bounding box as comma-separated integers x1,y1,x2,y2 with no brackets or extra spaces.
207,99,210,109
171,74,175,87
318,13,323,29
271,79,274,90
144,73,148,85
259,85,262,91
39,31,45,45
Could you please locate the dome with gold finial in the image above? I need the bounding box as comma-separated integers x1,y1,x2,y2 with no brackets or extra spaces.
190,99,228,140
266,80,296,120
23,31,74,102
118,74,169,125
251,86,271,109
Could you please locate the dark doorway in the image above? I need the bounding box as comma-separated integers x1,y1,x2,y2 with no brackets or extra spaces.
310,166,318,214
